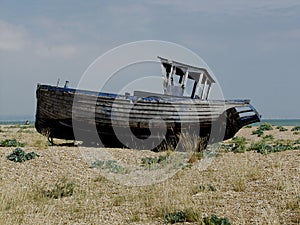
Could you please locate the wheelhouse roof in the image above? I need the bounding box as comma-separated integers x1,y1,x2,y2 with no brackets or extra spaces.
158,56,215,83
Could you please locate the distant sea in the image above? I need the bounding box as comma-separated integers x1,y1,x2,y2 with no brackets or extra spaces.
253,119,300,126
0,120,34,125
0,119,300,126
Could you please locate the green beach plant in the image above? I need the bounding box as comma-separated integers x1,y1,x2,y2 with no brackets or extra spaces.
291,126,300,131
262,134,274,141
191,184,216,194
164,210,186,224
208,184,217,192
141,155,169,167
249,140,272,154
258,123,273,131
249,139,298,154
231,136,247,153
164,208,201,224
272,143,294,152
251,123,273,137
203,214,232,225
221,137,247,153
6,148,39,162
294,139,300,144
252,129,264,137
91,160,127,173
0,139,25,147
276,126,288,132
220,143,234,152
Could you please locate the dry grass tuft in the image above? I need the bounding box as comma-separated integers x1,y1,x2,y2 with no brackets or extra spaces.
232,177,247,192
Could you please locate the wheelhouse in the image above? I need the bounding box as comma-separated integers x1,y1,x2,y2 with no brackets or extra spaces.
158,56,215,99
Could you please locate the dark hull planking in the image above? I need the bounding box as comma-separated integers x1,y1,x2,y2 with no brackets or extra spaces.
35,84,260,150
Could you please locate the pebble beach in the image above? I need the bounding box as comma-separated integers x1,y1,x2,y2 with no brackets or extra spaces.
0,123,299,224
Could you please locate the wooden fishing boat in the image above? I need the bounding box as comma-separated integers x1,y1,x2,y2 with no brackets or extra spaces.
35,56,260,150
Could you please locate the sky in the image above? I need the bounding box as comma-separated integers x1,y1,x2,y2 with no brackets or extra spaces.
0,0,300,120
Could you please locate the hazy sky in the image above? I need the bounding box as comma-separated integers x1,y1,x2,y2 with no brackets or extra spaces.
0,0,299,120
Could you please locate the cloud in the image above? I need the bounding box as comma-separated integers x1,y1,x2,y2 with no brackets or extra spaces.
104,3,153,34
0,19,82,58
150,0,300,16
35,42,79,58
255,28,300,51
0,20,28,51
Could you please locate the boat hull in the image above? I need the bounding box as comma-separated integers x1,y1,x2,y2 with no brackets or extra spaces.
35,84,260,150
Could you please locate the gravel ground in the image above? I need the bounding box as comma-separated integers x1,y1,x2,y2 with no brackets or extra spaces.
0,124,299,224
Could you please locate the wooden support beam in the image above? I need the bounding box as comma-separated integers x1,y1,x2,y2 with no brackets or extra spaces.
182,69,189,89
191,81,197,99
205,82,212,100
194,72,204,98
200,77,208,100
169,65,174,83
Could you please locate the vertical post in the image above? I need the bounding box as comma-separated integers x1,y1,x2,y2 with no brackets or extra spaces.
161,64,168,94
191,81,198,99
160,64,167,79
200,77,208,100
194,72,204,98
169,65,174,83
170,66,175,86
165,65,174,95
205,81,212,100
182,69,189,88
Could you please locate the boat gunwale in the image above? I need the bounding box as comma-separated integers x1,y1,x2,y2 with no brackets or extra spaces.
37,84,251,106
